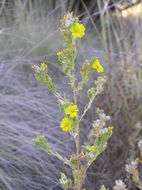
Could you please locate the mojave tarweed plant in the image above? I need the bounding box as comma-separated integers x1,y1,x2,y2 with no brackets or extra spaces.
33,12,113,190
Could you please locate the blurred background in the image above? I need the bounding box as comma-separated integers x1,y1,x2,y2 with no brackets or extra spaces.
0,0,142,189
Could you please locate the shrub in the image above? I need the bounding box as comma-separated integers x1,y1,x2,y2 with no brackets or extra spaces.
33,12,113,190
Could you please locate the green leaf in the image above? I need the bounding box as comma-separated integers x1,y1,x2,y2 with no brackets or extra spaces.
87,87,96,100
59,173,72,189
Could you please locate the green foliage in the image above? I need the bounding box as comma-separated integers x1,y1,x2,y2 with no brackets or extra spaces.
100,185,109,190
59,173,72,189
33,63,56,93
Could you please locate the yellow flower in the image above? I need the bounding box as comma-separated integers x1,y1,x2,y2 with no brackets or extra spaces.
70,23,85,38
60,117,72,132
57,51,63,57
92,58,104,72
59,19,63,24
63,15,67,20
108,126,113,132
63,49,70,54
89,145,94,152
65,104,78,118
74,17,79,22
67,178,72,186
40,63,47,70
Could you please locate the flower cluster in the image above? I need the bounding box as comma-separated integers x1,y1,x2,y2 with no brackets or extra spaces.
60,12,74,28
33,63,56,93
125,159,141,186
125,140,142,188
92,108,111,135
113,180,127,190
95,76,107,94
59,12,85,39
91,57,104,72
60,103,78,133
81,109,113,165
77,58,104,93
57,12,86,78
125,160,138,175
87,76,107,102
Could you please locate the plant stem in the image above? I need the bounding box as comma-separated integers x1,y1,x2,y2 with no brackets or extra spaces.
79,96,95,123
76,127,80,190
72,50,80,190
72,66,77,105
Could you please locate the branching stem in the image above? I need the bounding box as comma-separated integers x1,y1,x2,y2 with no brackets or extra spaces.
79,96,95,123
72,48,80,190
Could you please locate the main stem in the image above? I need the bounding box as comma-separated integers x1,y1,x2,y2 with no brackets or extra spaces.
72,55,80,190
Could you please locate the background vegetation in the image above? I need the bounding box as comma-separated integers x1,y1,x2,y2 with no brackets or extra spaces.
0,0,142,189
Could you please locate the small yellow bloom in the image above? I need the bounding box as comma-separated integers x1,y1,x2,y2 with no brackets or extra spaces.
70,23,85,38
63,49,70,54
65,104,78,118
74,17,79,22
63,15,67,20
60,117,72,132
59,19,63,24
57,51,63,57
92,58,104,72
108,126,113,132
67,178,72,186
89,145,94,152
41,63,47,70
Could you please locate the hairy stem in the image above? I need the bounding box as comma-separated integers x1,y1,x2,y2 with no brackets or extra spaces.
79,96,95,123
72,48,80,190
